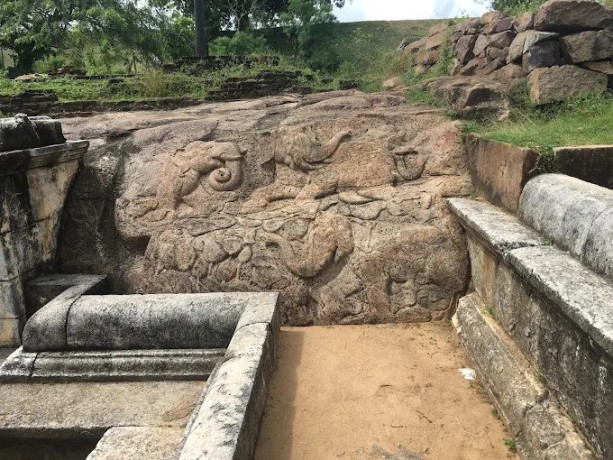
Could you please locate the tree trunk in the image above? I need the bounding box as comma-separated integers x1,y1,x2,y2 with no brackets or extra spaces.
194,0,209,57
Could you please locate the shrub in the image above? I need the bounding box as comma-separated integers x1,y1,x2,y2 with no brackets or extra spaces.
210,32,272,56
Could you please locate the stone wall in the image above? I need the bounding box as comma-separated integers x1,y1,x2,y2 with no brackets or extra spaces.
404,0,613,105
59,92,473,326
0,115,88,345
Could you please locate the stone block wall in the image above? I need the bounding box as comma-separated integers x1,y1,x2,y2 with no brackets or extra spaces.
403,0,613,104
0,116,88,345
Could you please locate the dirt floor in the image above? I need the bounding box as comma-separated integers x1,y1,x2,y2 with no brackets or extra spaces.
255,324,518,460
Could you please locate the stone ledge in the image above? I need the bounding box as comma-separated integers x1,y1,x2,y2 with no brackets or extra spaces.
447,197,546,259
0,141,88,176
0,348,225,383
454,293,595,460
508,245,613,356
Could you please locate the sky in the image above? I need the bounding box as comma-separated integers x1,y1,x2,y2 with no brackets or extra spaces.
334,0,490,22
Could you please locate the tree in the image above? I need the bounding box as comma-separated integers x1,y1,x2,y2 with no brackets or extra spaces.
0,0,169,75
280,0,340,58
194,0,209,56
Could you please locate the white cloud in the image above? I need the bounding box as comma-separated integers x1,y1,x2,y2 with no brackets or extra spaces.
335,0,489,22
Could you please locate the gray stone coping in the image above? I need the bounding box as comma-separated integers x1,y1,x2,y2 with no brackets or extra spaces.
178,322,274,460
0,140,89,175
447,197,547,258
508,245,613,357
453,293,595,460
520,174,613,280
23,292,275,352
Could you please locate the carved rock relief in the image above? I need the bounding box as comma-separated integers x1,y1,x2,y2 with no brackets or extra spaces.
68,93,473,325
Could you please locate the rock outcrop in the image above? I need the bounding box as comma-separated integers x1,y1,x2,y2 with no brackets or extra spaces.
59,92,473,325
403,0,613,107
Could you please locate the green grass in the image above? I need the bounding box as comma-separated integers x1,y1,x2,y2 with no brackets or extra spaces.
0,60,318,101
465,93,613,151
263,20,438,58
504,438,517,451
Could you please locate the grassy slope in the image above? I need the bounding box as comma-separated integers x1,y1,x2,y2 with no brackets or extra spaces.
263,19,437,56
467,95,613,150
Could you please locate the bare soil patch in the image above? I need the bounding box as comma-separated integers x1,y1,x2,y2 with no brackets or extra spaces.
255,324,518,460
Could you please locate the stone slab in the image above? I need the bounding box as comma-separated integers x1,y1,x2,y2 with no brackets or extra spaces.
508,245,613,357
87,427,184,460
554,145,613,189
0,381,206,438
464,134,539,212
447,197,547,258
453,293,595,460
520,174,613,279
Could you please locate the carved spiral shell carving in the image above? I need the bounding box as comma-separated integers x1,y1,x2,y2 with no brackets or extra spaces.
208,158,243,192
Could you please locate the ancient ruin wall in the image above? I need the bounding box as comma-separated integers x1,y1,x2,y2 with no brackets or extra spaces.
58,92,473,325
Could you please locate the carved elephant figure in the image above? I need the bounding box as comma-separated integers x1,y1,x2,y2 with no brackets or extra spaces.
261,213,354,278
157,141,244,210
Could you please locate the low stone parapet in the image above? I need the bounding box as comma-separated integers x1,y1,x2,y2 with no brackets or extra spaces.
449,179,613,457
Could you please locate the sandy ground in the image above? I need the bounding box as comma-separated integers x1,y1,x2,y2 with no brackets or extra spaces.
255,324,518,460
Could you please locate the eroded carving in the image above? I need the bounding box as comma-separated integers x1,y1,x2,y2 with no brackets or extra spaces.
64,92,472,325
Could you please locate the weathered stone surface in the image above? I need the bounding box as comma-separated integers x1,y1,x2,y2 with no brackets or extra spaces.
456,18,483,35
490,63,526,81
60,92,473,325
522,39,561,72
554,145,613,189
534,0,613,32
472,35,490,56
447,198,546,258
24,293,263,352
0,137,87,346
88,427,184,460
465,134,539,212
27,349,223,382
520,174,613,279
508,30,559,63
459,57,489,76
425,28,450,50
404,37,426,54
529,65,608,104
0,381,205,437
509,245,613,356
415,50,439,66
25,274,108,317
488,30,516,49
0,115,65,152
454,294,596,460
580,60,613,75
179,323,273,460
562,28,613,63
483,16,514,35
428,21,451,37
505,246,613,458
514,12,535,33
